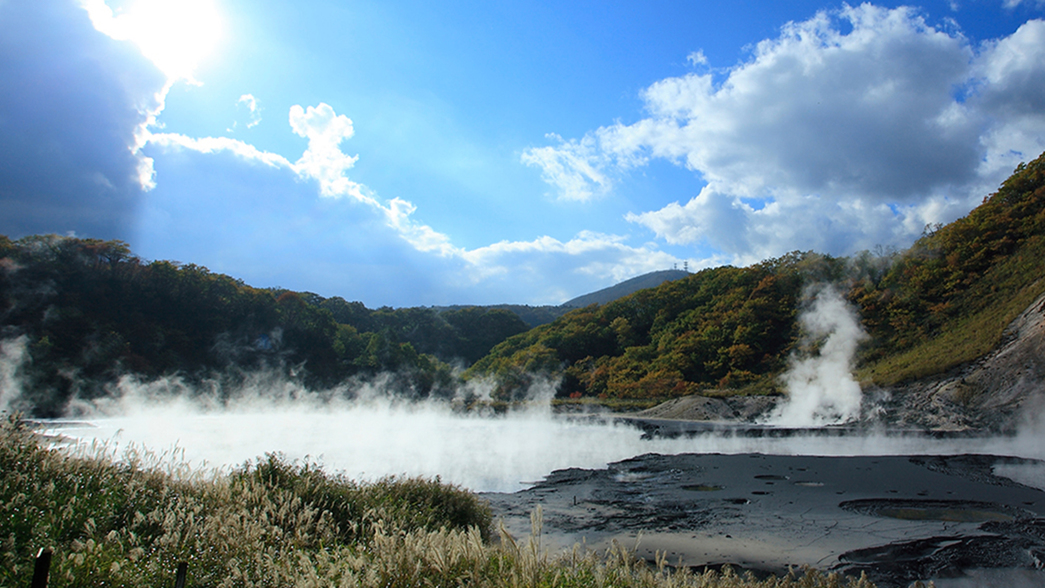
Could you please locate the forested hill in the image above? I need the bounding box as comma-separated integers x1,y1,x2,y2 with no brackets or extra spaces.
0,242,527,416
432,269,694,330
3,152,1043,416
467,152,1045,401
562,269,691,308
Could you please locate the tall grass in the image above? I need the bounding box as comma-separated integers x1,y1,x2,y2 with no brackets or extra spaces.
1,414,879,587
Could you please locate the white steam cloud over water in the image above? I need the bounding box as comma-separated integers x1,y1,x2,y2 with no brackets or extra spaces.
43,376,1045,493
0,335,27,414
765,284,868,426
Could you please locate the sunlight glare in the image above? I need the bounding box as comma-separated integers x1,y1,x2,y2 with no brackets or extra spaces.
81,0,223,83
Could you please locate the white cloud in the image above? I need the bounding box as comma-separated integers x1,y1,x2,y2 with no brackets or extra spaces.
971,19,1045,177
1001,0,1045,8
78,0,221,84
148,133,292,168
149,103,463,258
237,94,262,129
520,134,612,202
525,5,1045,265
288,103,367,201
144,116,686,304
459,231,681,303
383,197,460,257
686,50,708,66
148,102,686,296
0,0,169,239
80,0,221,193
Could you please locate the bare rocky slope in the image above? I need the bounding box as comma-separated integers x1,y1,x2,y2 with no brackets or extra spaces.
636,290,1045,433
868,290,1045,433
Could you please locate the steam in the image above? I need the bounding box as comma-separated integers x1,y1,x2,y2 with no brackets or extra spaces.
765,284,868,426
38,366,1045,493
0,335,28,414
21,281,1045,494
51,376,681,492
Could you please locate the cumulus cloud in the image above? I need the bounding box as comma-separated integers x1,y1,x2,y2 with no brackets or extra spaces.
0,0,705,305
459,231,679,300
156,102,466,259
147,102,682,303
0,0,166,240
525,5,1045,264
520,134,613,202
288,103,367,200
972,19,1045,176
78,0,222,84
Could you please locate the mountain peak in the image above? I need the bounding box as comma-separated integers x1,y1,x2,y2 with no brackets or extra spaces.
563,269,691,308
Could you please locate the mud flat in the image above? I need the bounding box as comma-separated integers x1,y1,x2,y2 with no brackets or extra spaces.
483,452,1045,587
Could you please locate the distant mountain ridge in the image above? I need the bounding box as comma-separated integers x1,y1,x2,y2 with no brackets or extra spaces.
434,270,692,328
562,270,691,308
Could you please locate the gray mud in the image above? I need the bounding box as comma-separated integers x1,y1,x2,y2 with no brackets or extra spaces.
482,453,1045,587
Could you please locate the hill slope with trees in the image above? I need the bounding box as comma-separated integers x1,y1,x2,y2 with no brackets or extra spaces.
0,242,527,416
2,152,1043,416
561,269,691,308
467,152,1045,402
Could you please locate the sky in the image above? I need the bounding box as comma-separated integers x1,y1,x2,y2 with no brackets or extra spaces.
1,0,1044,307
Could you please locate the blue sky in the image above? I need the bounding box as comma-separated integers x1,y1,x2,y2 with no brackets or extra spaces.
2,0,1044,307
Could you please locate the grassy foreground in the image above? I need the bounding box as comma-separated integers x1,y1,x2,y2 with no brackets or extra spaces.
0,415,878,588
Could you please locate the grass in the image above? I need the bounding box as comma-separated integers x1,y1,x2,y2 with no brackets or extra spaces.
0,414,883,588
858,236,1045,387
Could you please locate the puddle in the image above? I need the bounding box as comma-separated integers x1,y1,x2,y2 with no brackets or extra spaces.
874,507,1013,522
682,484,723,492
841,499,1018,523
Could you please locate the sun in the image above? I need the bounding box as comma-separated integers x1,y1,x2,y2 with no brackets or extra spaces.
80,0,223,83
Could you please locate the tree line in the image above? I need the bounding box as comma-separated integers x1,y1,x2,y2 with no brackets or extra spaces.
0,238,527,416
3,151,1043,414
467,151,1045,400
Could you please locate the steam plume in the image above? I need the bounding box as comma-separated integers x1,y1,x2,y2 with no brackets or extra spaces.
765,284,867,426
0,335,28,414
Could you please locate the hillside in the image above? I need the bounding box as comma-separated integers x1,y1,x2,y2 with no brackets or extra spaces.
433,304,570,328
429,270,692,329
562,269,691,308
3,152,1043,419
467,152,1045,403
0,243,527,416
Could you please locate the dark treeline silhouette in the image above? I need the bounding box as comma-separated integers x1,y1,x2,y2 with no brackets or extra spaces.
0,239,526,416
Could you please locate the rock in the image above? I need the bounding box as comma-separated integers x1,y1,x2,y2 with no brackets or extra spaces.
635,393,778,423
634,291,1045,434
869,291,1045,433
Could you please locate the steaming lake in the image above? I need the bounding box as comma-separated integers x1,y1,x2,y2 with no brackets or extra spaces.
44,399,1045,493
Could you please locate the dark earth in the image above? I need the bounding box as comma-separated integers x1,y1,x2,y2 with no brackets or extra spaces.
483,452,1045,587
